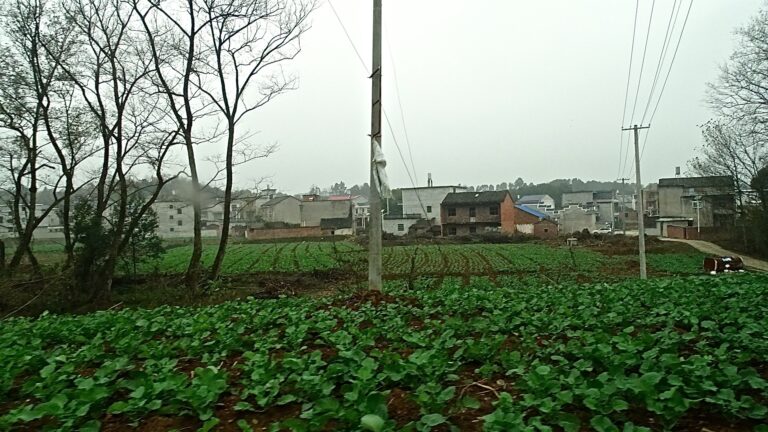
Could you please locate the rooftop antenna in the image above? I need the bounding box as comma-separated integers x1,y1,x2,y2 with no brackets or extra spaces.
427,172,433,187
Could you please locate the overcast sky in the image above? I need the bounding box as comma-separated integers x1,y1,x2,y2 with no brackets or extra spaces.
227,0,765,194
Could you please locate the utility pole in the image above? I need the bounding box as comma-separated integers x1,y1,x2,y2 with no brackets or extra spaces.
622,125,650,279
368,0,383,291
617,177,629,234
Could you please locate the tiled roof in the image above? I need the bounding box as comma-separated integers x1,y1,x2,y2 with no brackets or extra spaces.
515,205,550,220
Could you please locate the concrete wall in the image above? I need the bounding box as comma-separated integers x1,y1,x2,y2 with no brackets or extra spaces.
402,186,467,220
261,197,301,224
516,224,534,234
562,191,594,206
383,218,419,236
557,205,597,234
658,185,735,228
153,201,196,237
300,200,351,227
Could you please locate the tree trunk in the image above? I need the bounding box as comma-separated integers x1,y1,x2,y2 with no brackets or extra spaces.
184,130,204,291
210,125,235,280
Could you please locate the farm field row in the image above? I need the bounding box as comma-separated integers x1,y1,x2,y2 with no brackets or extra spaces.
2,274,766,431
137,242,709,280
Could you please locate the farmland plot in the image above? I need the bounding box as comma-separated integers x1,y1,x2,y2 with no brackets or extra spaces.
2,274,767,431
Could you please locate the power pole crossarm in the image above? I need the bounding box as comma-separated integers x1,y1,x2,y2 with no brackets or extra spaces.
622,124,650,280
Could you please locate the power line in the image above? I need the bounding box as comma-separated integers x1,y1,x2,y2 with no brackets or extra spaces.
638,0,694,162
327,0,367,71
628,0,656,126
617,0,640,180
386,31,420,188
640,0,681,125
326,0,430,217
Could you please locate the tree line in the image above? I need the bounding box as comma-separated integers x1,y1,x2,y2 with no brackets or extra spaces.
691,6,768,254
0,0,315,297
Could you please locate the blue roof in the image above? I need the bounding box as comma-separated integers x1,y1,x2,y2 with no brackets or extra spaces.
515,204,550,220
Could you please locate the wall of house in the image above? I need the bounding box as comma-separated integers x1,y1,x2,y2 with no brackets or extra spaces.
383,218,419,236
300,200,351,227
261,198,301,224
516,224,534,234
499,195,516,233
153,201,196,237
402,186,467,220
562,191,594,206
443,223,500,236
557,206,597,233
534,221,558,239
246,226,322,240
515,208,540,225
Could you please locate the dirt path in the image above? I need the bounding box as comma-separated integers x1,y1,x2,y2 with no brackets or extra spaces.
660,238,768,272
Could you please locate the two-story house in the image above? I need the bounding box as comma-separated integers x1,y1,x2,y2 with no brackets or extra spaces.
440,191,516,236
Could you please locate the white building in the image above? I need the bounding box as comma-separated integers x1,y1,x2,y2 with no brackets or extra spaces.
400,185,468,221
516,195,556,212
152,200,196,238
383,215,420,236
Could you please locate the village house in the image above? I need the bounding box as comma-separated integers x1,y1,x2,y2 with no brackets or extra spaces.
401,184,468,222
258,196,302,225
657,176,736,228
516,194,556,213
514,205,558,239
440,190,516,236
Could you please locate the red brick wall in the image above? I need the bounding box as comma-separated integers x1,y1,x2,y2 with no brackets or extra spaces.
534,221,558,239
246,226,321,240
667,225,686,239
515,207,540,225
499,195,516,233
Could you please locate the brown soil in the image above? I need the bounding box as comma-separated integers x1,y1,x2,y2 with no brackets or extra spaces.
387,388,421,427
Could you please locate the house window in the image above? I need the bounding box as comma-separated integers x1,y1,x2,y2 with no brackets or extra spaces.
489,205,499,216
169,204,174,209
469,207,476,217
177,220,183,226
169,215,174,220
177,208,183,215
469,226,477,234
426,205,432,213
170,227,175,232
447,208,456,216
448,227,457,236
544,228,549,233
625,212,629,217
397,224,405,232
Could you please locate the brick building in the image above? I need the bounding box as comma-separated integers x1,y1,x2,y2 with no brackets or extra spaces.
514,205,558,239
440,191,516,236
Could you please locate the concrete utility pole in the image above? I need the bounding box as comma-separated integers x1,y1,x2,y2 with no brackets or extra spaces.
368,0,383,291
623,124,650,279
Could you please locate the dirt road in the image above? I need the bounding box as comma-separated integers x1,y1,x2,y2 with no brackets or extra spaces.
660,238,768,272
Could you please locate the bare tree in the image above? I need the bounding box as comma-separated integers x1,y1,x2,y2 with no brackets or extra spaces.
708,8,768,138
0,0,77,274
133,0,223,291
689,119,768,211
51,0,180,296
198,0,313,280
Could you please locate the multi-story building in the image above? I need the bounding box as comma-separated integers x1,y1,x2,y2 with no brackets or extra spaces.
401,185,468,222
152,200,195,237
440,190,516,236
657,176,736,228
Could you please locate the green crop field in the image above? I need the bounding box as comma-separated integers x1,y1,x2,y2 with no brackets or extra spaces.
2,274,767,431
136,242,708,282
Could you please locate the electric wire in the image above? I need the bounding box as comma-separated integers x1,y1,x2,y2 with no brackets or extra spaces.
640,0,681,125
326,0,430,218
622,0,657,178
618,0,640,180
386,30,420,189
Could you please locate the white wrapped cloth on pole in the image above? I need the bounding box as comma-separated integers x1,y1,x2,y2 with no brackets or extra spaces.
372,138,392,198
